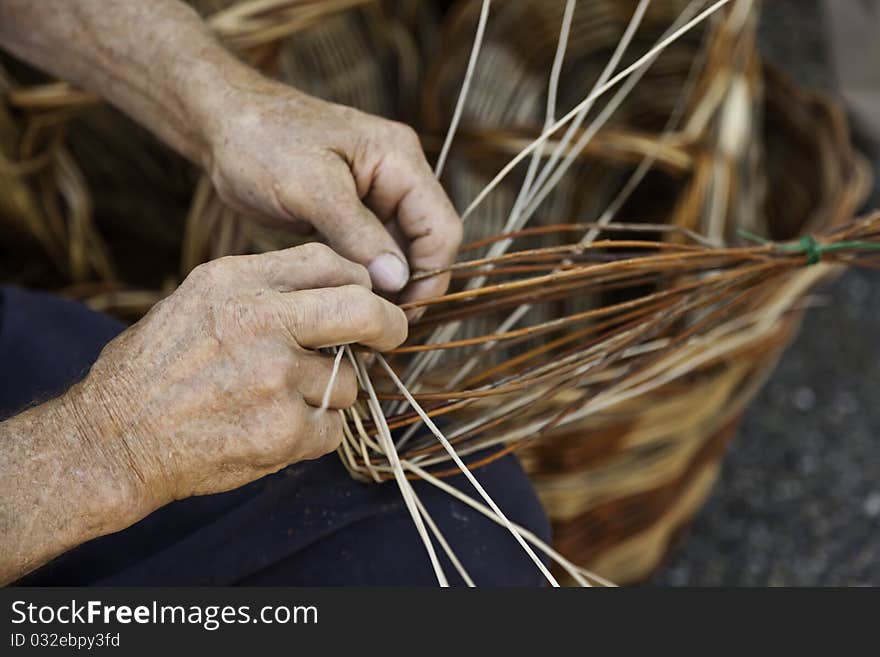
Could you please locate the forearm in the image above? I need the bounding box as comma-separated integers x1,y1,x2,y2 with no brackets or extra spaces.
0,0,257,165
0,1,462,301
0,382,152,585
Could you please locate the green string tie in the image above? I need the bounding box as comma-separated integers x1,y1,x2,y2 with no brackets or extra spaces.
737,229,880,266
795,235,822,265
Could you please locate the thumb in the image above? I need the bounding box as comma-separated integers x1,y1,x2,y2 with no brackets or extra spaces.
303,186,410,294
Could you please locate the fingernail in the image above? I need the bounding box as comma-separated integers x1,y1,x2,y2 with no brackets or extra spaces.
368,253,409,292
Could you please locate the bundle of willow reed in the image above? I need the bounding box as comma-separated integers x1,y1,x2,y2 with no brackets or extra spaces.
379,0,871,583
0,0,874,585
348,215,880,478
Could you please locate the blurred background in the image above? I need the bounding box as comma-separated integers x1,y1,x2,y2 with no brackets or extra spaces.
1,0,877,586
653,0,880,586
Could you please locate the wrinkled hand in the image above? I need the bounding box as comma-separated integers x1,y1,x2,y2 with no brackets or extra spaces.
70,243,406,512
196,75,462,309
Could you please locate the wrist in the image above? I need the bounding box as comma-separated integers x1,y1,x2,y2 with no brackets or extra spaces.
57,378,165,533
176,50,274,169
0,368,164,582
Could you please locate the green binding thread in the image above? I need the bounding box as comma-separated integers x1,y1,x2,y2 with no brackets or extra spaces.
794,235,822,265
737,229,880,265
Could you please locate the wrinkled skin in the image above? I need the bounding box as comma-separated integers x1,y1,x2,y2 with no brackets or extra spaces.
201,80,462,307
0,0,462,306
0,0,457,583
85,244,406,504
0,245,407,583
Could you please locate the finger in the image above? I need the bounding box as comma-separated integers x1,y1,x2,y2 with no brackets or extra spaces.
364,149,462,303
286,163,411,294
296,351,358,409
296,409,345,461
249,242,372,291
279,284,408,351
383,219,409,253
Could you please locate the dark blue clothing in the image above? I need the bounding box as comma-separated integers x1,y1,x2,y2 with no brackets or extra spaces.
1,285,551,586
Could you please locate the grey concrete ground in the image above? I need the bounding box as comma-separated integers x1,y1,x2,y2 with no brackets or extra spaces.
653,0,880,586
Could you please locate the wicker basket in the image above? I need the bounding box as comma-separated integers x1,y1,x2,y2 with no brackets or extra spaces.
410,0,869,583
0,0,871,584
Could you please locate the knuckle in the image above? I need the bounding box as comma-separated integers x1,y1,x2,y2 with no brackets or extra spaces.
350,261,372,288
210,254,239,273
342,286,385,337
217,296,251,336
392,121,421,148
254,251,285,284
297,241,336,264
187,256,242,290
185,260,217,288
296,242,371,288
271,298,300,341
303,415,343,459
217,295,272,338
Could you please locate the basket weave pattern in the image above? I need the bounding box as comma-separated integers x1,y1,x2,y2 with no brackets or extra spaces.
0,0,870,583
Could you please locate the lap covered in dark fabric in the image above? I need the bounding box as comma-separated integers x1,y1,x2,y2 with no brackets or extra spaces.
1,285,551,586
